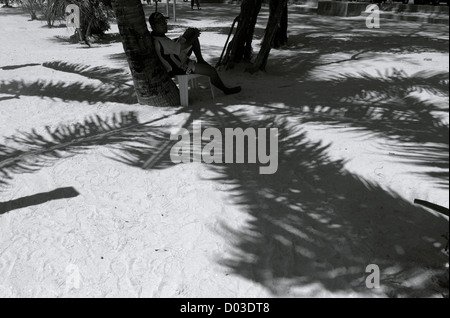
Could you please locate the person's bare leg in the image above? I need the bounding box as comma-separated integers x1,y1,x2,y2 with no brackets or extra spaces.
190,38,206,63
194,62,241,95
186,37,241,94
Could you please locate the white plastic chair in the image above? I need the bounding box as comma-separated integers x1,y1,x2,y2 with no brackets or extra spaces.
175,74,215,107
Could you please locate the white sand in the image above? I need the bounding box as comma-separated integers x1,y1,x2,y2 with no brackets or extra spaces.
0,3,448,298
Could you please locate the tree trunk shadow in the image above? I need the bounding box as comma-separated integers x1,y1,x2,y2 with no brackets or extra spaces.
0,187,80,215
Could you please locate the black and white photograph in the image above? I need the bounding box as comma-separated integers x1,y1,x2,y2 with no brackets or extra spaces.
0,0,448,299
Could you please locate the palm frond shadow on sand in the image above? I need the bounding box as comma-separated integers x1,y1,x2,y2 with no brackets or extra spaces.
1,15,448,296
0,95,447,297
99,102,448,297
0,79,137,104
200,110,449,298
42,61,133,86
0,61,137,104
0,111,173,188
51,33,123,46
110,106,205,171
239,65,449,193
201,23,450,294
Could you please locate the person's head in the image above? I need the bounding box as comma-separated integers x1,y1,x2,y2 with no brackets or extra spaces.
149,12,168,33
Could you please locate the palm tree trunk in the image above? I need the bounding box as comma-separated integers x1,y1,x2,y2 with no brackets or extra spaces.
222,0,262,69
273,2,288,49
111,0,180,106
247,0,288,73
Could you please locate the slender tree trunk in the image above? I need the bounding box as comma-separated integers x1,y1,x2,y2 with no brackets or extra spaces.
111,0,180,106
221,0,262,69
247,0,287,73
23,0,38,20
30,0,37,20
273,2,287,49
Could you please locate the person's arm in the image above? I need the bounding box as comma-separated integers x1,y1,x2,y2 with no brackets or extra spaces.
178,28,200,50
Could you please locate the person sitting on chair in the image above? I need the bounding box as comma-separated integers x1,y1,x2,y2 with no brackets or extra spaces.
149,12,241,95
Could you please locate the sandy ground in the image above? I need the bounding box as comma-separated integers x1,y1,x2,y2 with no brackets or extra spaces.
0,3,448,298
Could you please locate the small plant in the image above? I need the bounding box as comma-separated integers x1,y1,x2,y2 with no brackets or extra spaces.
21,0,42,20
71,0,114,36
41,0,66,27
20,1,113,33
1,0,11,8
1,0,21,8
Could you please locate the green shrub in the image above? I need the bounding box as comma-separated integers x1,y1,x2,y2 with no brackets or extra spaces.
20,0,113,33
71,0,113,36
21,0,42,20
42,0,66,27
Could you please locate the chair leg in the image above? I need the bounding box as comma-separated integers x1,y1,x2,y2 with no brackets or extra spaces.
208,78,215,100
178,76,189,107
176,75,215,106
191,77,198,88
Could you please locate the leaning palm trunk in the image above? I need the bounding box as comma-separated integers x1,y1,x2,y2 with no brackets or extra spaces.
247,0,288,73
273,1,288,49
220,0,262,69
110,0,179,106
